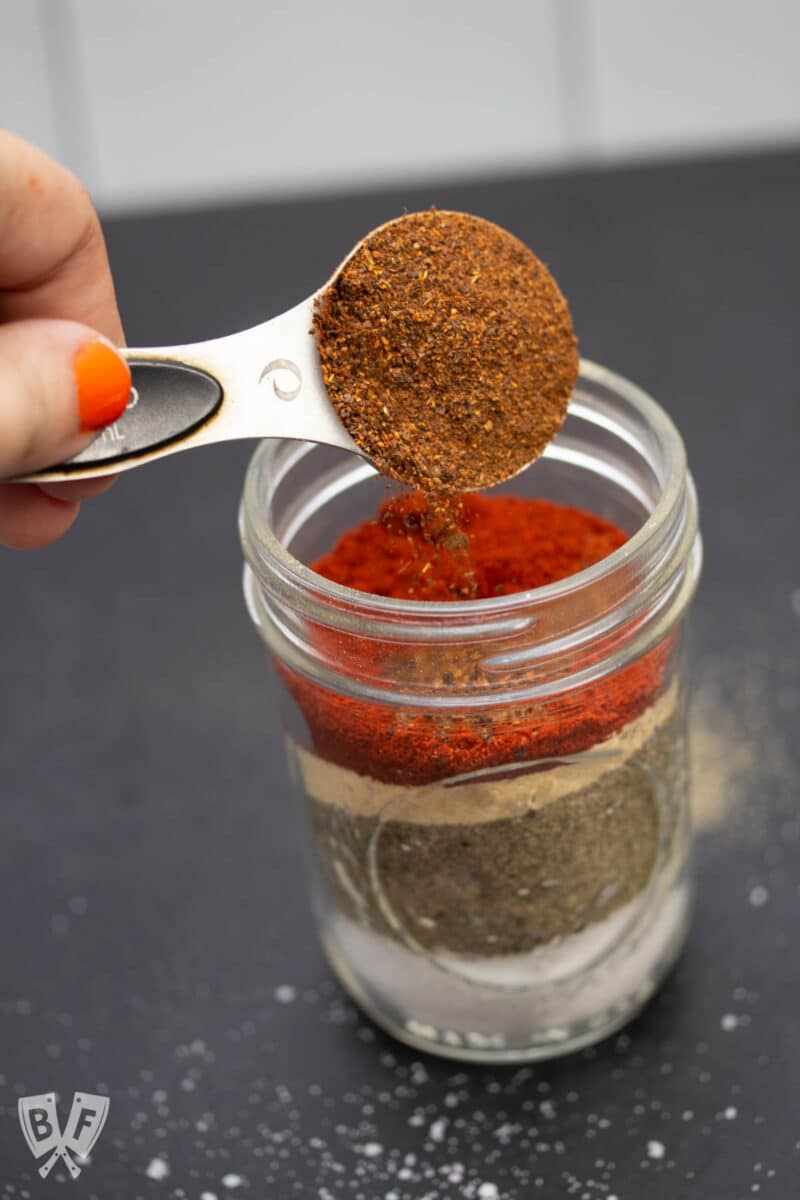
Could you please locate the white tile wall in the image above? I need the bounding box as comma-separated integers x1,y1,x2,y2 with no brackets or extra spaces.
2,0,799,213
587,0,800,157
68,0,560,210
1,1,60,162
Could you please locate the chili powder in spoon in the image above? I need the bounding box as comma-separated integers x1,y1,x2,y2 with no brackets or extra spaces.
312,210,578,494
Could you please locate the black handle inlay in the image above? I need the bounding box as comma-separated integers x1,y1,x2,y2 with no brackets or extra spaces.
62,359,223,469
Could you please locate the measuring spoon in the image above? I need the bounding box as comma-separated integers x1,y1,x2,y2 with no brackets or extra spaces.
22,211,577,490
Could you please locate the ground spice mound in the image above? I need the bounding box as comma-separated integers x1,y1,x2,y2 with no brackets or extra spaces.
279,494,671,787
313,492,627,602
313,210,578,493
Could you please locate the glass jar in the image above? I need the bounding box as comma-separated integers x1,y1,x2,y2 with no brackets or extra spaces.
239,360,702,1063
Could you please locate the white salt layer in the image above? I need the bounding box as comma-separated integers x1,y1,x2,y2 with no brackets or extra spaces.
324,879,690,1059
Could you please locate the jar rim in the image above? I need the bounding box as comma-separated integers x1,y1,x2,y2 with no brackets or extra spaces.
240,358,695,623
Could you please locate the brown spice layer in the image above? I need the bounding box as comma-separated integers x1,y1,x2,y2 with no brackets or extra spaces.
313,211,578,493
303,708,685,956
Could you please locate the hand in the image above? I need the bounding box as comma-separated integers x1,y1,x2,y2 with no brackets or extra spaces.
0,131,131,549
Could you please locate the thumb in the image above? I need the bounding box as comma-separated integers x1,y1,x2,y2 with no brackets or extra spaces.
0,318,131,478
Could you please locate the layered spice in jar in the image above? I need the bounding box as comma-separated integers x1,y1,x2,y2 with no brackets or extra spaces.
277,488,694,1059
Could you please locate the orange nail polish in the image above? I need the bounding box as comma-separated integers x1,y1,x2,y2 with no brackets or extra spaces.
74,340,131,431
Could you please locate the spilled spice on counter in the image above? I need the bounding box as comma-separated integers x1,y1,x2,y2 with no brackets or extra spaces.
313,210,578,493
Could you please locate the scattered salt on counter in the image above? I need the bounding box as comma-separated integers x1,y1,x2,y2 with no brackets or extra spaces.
145,1157,169,1180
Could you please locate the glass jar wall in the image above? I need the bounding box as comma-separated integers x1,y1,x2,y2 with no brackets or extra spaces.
240,361,702,1062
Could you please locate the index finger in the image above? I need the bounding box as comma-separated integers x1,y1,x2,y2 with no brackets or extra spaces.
0,130,124,343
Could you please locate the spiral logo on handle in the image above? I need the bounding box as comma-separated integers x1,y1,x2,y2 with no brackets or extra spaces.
259,358,302,402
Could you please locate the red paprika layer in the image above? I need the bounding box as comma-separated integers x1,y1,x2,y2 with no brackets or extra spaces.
313,492,628,600
282,493,673,786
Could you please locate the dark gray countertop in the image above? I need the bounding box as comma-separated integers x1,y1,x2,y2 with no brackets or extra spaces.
1,150,798,1197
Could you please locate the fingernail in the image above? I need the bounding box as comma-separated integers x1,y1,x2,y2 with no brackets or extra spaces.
73,340,131,431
